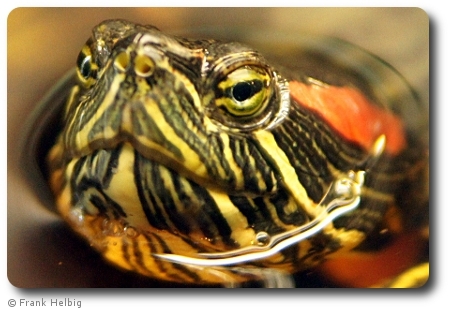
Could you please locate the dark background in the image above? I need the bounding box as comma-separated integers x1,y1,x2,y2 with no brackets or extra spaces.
7,7,429,288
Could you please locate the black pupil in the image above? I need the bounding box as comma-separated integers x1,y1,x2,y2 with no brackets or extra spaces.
77,53,92,79
81,57,91,78
232,82,254,101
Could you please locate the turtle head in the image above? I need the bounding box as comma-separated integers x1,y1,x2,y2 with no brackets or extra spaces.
61,19,290,194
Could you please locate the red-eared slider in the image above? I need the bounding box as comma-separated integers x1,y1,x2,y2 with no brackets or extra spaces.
25,19,429,287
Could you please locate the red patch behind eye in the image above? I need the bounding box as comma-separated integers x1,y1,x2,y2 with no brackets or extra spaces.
289,81,406,155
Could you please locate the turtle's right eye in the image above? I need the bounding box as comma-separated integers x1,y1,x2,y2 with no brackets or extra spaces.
76,42,98,87
215,65,272,118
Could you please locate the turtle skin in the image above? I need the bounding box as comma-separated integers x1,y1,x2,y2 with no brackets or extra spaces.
30,19,428,287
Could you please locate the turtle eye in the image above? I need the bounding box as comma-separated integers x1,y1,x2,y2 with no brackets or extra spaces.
215,66,272,117
76,42,98,87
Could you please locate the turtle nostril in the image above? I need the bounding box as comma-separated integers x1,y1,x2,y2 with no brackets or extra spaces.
134,54,155,77
114,51,130,72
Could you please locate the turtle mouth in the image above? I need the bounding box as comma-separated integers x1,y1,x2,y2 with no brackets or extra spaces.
154,170,366,266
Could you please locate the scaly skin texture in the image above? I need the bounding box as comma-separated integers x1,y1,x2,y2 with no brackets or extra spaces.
47,19,428,287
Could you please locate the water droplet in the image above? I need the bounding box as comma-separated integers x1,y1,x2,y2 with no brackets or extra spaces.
255,231,270,246
102,218,125,237
125,226,138,238
68,206,85,226
334,177,353,199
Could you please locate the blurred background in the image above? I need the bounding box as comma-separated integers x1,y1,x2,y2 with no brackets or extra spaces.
7,7,429,288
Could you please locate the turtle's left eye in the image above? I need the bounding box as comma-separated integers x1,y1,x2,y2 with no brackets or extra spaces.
215,66,272,117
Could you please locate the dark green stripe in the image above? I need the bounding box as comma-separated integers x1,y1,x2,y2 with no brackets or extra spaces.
134,150,171,230
130,101,183,159
228,195,280,235
166,52,203,92
149,232,202,282
148,163,192,235
276,119,329,175
129,236,157,277
142,232,187,282
251,197,287,235
288,102,367,170
189,182,236,247
65,68,114,137
333,196,387,234
230,137,277,193
70,150,128,218
150,78,241,187
101,146,121,186
268,187,309,226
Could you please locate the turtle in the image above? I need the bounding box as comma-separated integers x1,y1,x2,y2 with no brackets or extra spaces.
24,19,429,287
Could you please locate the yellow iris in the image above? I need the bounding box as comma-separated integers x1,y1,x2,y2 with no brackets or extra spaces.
216,66,271,117
76,43,98,88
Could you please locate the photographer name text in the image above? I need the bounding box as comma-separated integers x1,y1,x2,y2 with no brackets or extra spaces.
9,298,81,308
